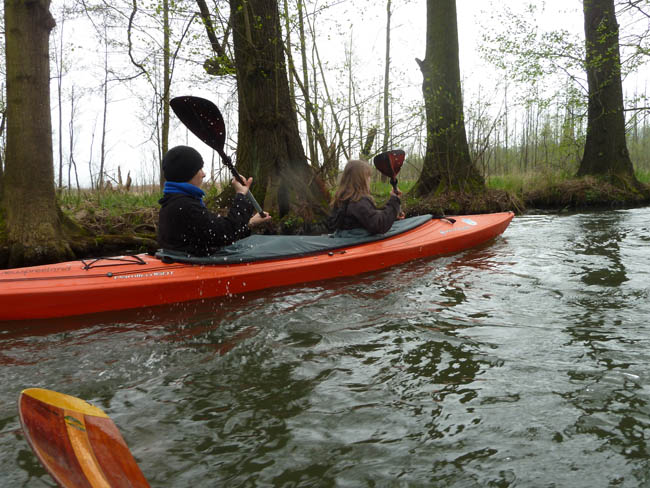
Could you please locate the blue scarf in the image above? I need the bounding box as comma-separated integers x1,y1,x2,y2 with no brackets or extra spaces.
163,181,206,207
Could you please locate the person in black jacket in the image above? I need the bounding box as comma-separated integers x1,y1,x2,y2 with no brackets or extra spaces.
329,159,402,234
158,145,271,255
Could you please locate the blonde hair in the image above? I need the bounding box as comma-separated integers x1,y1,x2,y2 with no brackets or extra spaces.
333,160,374,207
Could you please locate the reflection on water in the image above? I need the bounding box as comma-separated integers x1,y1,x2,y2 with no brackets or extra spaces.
2,208,650,486
561,212,650,469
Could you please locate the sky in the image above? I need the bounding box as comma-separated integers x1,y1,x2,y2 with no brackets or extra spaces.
46,0,647,189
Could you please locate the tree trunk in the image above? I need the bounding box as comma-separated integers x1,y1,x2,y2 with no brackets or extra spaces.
297,0,317,169
99,22,109,190
0,111,5,196
382,0,391,153
412,0,484,197
3,0,73,267
161,0,170,188
56,7,64,190
577,0,639,186
229,0,329,220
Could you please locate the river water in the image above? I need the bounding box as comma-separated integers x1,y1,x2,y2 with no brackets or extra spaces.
1,208,649,487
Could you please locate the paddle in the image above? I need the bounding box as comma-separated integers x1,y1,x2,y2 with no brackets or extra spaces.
169,95,266,216
373,150,455,223
373,149,405,194
19,388,150,488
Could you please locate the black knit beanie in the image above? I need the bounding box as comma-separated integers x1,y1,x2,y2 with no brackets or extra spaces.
163,145,204,182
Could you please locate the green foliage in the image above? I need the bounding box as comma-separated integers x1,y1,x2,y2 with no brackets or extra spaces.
279,213,305,234
636,169,650,184
370,180,415,200
203,183,226,201
479,3,585,108
58,190,162,218
486,170,575,198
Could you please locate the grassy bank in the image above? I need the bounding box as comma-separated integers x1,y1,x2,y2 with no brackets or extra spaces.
53,169,650,238
59,190,161,236
486,170,650,210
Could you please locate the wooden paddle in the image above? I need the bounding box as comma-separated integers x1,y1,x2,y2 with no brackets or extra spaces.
18,388,150,488
169,95,266,216
373,149,405,194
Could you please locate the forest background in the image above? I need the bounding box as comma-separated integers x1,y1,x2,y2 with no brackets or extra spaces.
0,0,649,268
3,0,649,192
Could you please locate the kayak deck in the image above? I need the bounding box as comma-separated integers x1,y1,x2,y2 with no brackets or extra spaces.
0,212,514,321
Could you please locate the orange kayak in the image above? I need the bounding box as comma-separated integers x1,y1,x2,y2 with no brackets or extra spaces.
0,212,513,321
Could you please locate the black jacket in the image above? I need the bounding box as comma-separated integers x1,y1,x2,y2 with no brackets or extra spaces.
158,192,255,255
329,195,401,234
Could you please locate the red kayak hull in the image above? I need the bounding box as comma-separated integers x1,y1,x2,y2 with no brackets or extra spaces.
0,212,513,321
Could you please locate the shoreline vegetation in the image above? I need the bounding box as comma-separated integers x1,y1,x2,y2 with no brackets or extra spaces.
2,0,649,270
2,170,649,269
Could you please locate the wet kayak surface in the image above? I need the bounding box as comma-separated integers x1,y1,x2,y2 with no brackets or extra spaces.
1,208,649,487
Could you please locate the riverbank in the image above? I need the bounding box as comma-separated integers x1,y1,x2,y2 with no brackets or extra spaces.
57,172,650,232
1,173,649,268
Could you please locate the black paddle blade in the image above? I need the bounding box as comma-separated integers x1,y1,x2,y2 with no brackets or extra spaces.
373,149,405,179
170,96,226,154
169,95,265,216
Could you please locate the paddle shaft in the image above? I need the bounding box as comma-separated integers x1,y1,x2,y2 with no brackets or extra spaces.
389,177,399,194
215,147,266,216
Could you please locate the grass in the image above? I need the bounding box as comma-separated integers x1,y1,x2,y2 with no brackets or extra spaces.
636,169,650,184
58,189,162,235
58,189,162,217
488,168,650,192
485,171,576,197
370,179,416,200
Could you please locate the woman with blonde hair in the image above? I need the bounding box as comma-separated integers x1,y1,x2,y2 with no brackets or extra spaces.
329,159,402,234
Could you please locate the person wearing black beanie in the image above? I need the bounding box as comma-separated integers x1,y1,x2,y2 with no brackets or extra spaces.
162,145,205,183
158,145,271,255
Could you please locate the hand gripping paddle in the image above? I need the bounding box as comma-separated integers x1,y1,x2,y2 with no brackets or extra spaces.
170,95,266,216
373,149,456,224
373,149,405,194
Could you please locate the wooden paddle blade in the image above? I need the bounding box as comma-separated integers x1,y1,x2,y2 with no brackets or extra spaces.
373,149,405,178
170,95,226,153
19,388,150,488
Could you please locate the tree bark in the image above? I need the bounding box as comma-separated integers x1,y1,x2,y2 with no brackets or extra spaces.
3,0,73,268
297,0,317,169
161,0,170,188
229,0,329,220
577,0,640,186
412,0,484,197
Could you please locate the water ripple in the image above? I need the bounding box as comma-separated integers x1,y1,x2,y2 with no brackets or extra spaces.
3,208,650,486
